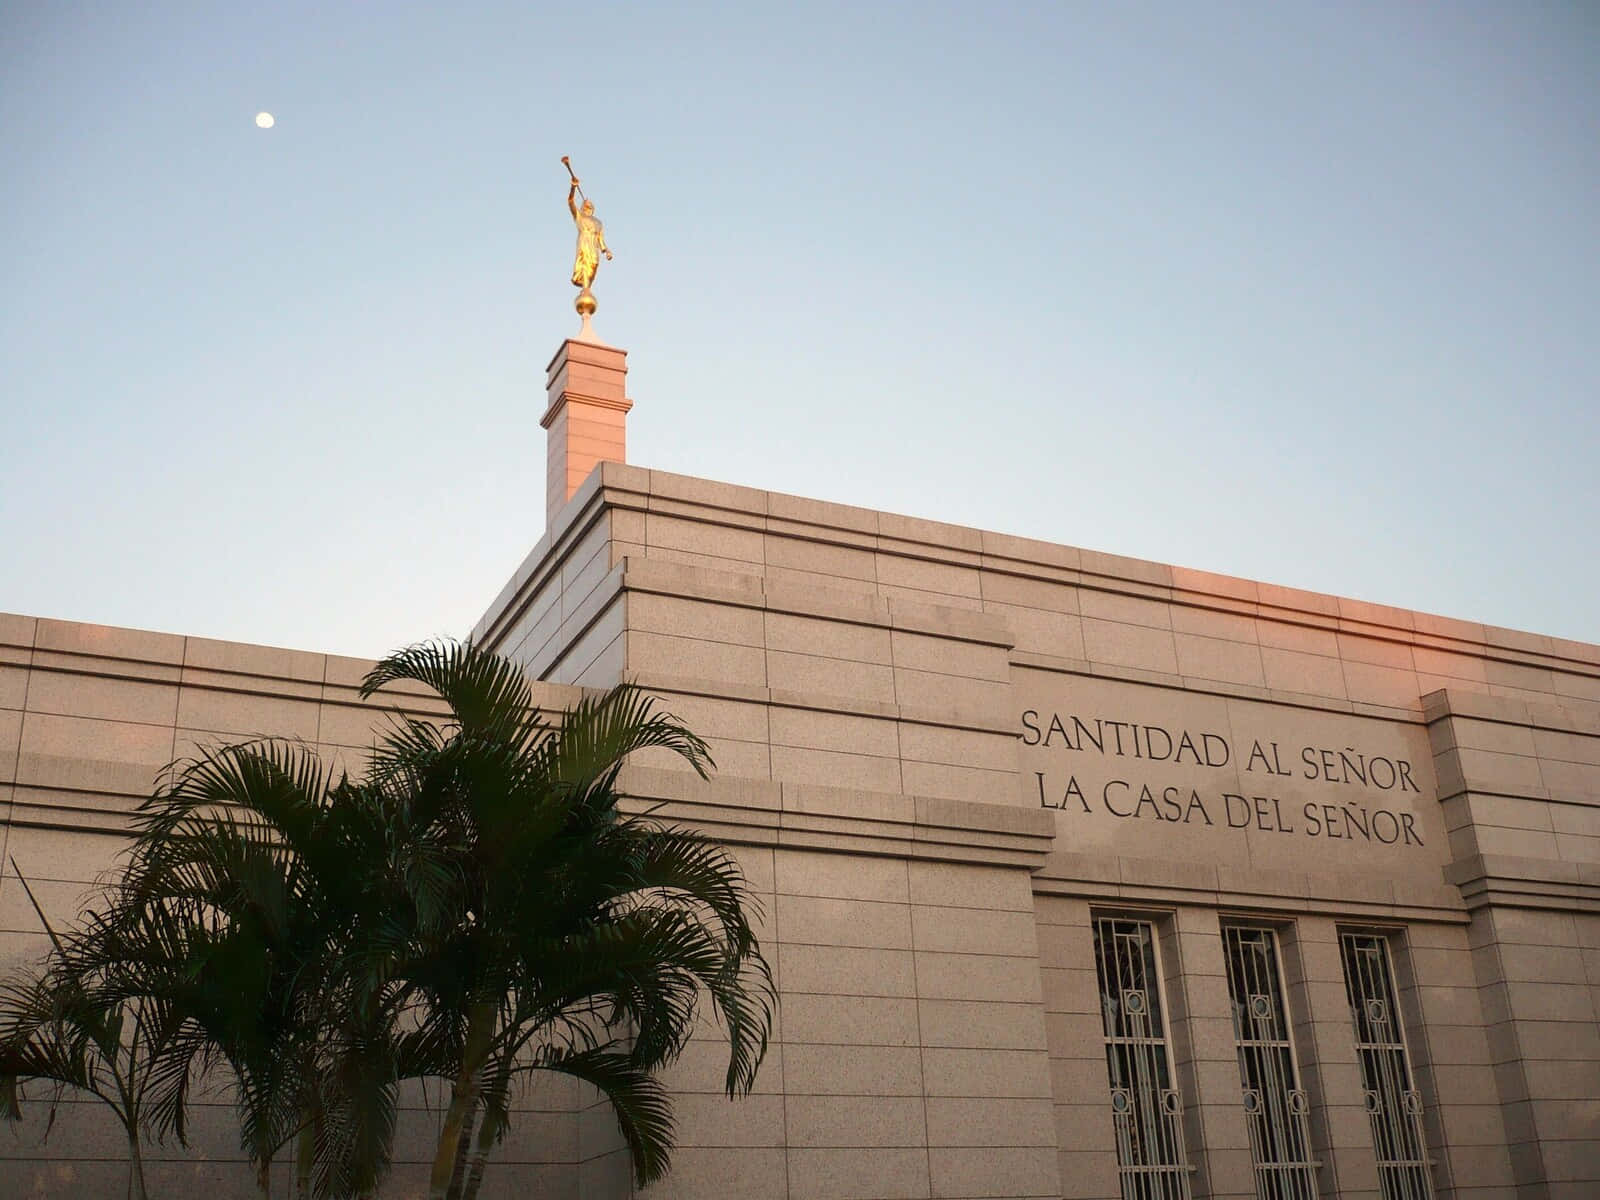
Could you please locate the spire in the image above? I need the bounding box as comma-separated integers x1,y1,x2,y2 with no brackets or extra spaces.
541,337,631,525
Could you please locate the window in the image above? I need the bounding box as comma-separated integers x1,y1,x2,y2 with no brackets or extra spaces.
1093,915,1193,1200
1222,926,1319,1200
1339,933,1434,1200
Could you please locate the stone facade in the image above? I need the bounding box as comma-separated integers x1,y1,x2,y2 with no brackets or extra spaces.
4,414,1598,1197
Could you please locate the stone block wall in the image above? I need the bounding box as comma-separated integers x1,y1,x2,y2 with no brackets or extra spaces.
640,849,1062,1200
462,461,1600,1198
1426,689,1600,1199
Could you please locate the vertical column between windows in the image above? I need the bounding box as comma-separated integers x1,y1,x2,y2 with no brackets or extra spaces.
1339,932,1435,1200
1222,925,1319,1200
1093,915,1194,1200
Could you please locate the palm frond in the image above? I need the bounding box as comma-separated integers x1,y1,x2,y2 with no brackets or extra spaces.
360,640,543,747
537,684,714,803
543,1046,676,1185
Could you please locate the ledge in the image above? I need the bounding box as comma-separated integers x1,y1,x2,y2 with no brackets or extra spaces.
629,669,1018,737
615,764,1055,870
621,557,1015,649
1444,852,1600,911
1033,849,1468,922
1423,686,1600,735
1010,650,1428,724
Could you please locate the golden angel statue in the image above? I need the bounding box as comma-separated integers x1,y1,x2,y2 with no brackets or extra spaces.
563,157,611,315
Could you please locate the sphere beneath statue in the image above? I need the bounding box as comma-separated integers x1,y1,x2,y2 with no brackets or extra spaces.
575,288,597,316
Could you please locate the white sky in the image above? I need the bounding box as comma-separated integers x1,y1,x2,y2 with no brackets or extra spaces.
3,2,1596,656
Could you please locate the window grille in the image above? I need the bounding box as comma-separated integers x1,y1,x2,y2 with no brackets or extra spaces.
1339,933,1434,1200
1222,926,1319,1200
1093,916,1193,1200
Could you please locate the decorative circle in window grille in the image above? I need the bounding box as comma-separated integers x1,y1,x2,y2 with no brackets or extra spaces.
1365,998,1388,1025
1123,989,1147,1016
1363,1090,1382,1114
1249,994,1272,1020
1287,1090,1310,1116
1403,1090,1424,1115
1160,1089,1182,1116
1242,1089,1263,1115
1110,1088,1133,1115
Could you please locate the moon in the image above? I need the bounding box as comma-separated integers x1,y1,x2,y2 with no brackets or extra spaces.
255,112,275,129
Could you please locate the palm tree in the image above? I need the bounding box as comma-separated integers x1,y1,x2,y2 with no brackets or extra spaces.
92,740,384,1200
355,642,775,1200
4,736,412,1200
0,871,160,1200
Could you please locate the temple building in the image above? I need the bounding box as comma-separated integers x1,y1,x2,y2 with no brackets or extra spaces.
2,327,1597,1200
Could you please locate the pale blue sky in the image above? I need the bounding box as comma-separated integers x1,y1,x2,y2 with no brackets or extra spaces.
3,2,1596,657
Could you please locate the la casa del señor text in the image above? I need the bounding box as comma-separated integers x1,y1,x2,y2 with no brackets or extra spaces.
1021,708,1427,846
